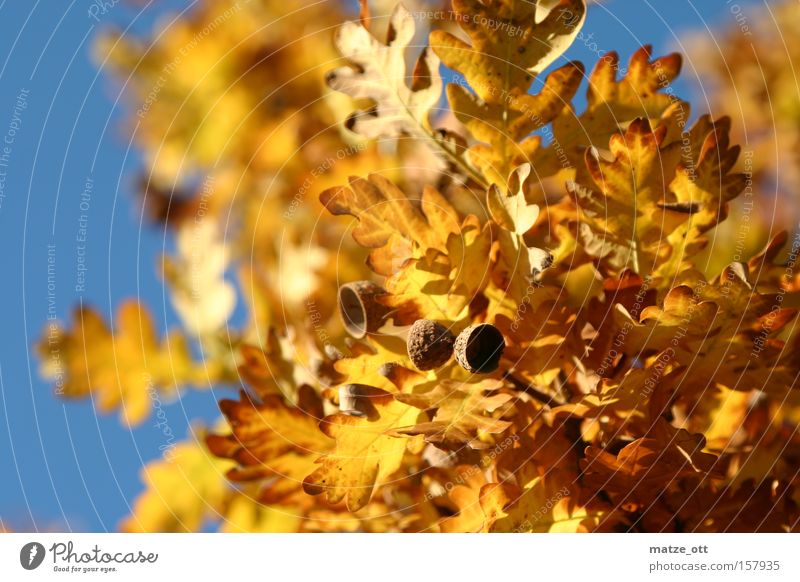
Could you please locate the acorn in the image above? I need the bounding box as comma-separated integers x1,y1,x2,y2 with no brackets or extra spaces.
338,384,379,418
338,281,390,338
454,323,505,374
406,319,455,371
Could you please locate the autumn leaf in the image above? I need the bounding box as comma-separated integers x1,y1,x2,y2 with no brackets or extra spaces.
320,175,460,275
487,164,540,235
432,0,586,103
535,46,685,177
330,340,412,392
38,301,218,426
553,367,655,439
326,3,481,179
382,216,493,323
445,215,495,303
206,391,334,504
328,3,441,140
569,118,688,275
616,263,799,397
393,379,514,449
438,465,491,533
487,164,554,302
746,231,800,293
237,332,300,399
321,172,494,323
430,0,586,184
480,473,612,532
303,387,423,511
449,62,584,185
490,288,580,388
121,436,231,533
581,420,721,505
659,116,747,277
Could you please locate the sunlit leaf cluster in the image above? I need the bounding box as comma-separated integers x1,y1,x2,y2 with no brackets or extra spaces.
39,0,800,532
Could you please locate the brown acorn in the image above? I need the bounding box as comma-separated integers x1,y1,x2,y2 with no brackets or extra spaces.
406,319,455,371
454,323,505,374
338,384,379,418
338,281,390,338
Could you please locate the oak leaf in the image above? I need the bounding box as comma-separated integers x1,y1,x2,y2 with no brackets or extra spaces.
38,301,215,426
438,465,491,533
206,391,333,504
569,118,687,275
237,333,298,399
581,420,721,505
487,164,554,302
326,2,479,177
480,473,611,532
382,216,493,323
393,379,514,449
328,3,441,140
432,0,586,104
320,175,459,276
616,264,799,397
303,387,423,511
535,46,685,176
448,62,584,185
121,437,231,532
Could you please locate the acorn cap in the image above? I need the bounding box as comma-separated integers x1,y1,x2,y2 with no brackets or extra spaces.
454,323,505,374
406,319,455,371
338,384,380,418
338,281,390,338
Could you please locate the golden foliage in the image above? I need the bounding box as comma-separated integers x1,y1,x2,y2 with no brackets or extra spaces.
121,437,231,532
303,387,422,512
39,302,220,426
38,0,800,532
431,0,586,103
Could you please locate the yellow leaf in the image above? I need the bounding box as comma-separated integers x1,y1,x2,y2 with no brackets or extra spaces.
431,0,586,103
237,333,299,399
394,379,514,449
329,3,441,139
536,46,685,176
303,387,422,511
485,165,554,302
481,474,610,532
331,340,411,392
206,392,334,503
219,494,303,533
320,174,459,275
617,264,798,397
439,465,491,533
570,119,686,274
121,437,231,532
38,301,213,426
662,117,747,275
487,164,540,234
581,420,721,505
449,62,584,185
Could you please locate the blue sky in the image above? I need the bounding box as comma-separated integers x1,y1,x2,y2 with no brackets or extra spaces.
0,0,766,532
